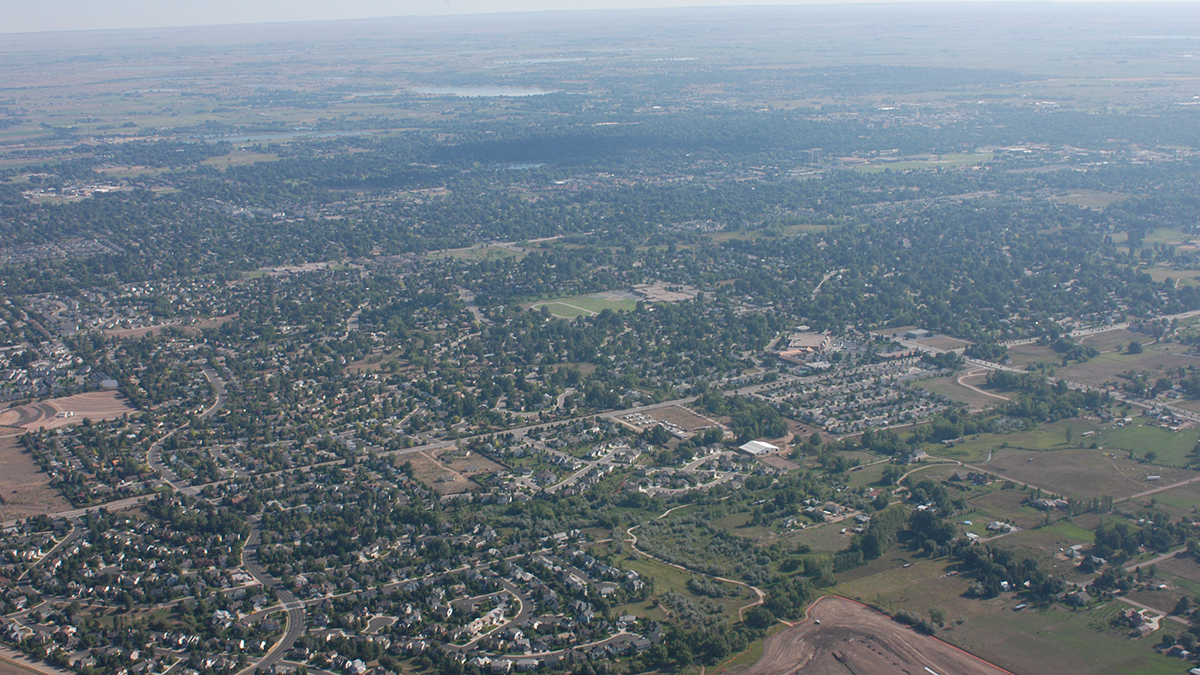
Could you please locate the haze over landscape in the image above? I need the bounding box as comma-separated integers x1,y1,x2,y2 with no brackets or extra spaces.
0,3,1200,675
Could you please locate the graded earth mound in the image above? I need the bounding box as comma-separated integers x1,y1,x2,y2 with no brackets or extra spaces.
743,596,1013,675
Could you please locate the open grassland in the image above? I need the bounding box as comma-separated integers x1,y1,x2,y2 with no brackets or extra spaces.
963,488,1048,529
1092,421,1200,467
928,418,1103,462
1146,267,1200,288
1155,553,1200,598
836,556,966,613
1075,328,1145,351
947,602,1186,675
983,446,1199,501
618,555,748,620
790,520,859,554
1057,350,1197,388
1135,480,1200,519
921,373,1008,410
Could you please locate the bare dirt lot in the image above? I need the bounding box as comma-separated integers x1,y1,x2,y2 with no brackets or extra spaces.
403,447,505,496
0,391,136,431
0,436,68,521
647,405,723,432
741,596,1011,675
918,336,971,351
102,313,237,339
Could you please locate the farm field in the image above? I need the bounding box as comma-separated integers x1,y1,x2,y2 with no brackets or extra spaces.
982,447,1198,501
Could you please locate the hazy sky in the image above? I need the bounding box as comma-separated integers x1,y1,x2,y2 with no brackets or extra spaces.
5,0,1193,34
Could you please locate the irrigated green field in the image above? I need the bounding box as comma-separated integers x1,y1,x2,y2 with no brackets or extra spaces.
527,293,638,318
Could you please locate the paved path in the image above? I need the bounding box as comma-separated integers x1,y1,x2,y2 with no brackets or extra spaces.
626,507,766,622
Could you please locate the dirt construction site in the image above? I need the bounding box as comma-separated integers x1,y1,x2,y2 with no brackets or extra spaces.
741,596,1013,675
0,391,135,431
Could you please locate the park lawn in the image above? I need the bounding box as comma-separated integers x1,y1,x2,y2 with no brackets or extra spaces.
428,244,526,262
529,302,595,318
1146,266,1200,288
526,293,638,318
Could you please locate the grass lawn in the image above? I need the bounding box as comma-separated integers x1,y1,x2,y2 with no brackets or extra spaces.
788,521,856,554
526,293,639,318
919,374,1006,410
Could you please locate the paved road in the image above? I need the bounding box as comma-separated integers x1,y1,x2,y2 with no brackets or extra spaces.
236,519,305,675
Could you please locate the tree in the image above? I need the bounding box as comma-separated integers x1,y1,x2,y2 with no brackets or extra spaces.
1173,595,1192,616
744,606,776,630
1128,340,1144,354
